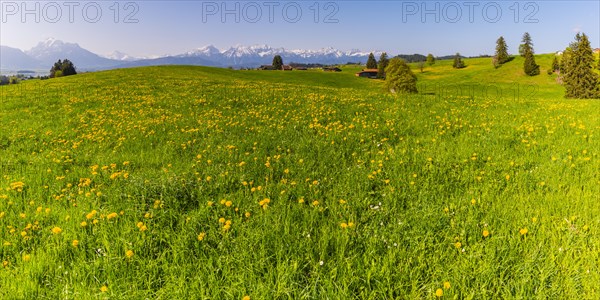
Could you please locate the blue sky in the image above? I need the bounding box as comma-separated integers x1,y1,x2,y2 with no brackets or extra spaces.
1,1,598,57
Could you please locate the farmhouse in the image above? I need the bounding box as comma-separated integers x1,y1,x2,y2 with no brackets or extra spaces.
258,65,275,70
282,65,293,71
323,67,342,72
355,69,379,79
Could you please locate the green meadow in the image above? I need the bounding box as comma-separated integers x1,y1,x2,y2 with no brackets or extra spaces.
0,55,599,299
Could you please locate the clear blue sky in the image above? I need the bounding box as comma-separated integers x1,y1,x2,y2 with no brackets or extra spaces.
1,0,598,57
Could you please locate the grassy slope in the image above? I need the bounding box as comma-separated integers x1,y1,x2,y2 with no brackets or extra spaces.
0,55,599,298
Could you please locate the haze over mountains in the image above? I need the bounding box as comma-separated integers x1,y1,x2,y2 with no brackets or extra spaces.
1,38,386,72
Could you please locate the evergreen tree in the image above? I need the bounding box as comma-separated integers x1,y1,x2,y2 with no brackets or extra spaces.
61,59,77,76
523,48,540,76
562,33,599,98
426,54,435,66
453,53,465,69
521,33,539,76
366,53,378,69
377,52,389,79
49,59,77,78
494,36,510,65
272,55,283,70
384,57,417,94
519,32,533,57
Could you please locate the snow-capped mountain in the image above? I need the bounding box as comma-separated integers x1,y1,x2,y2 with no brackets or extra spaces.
103,51,139,61
172,44,383,67
26,38,119,70
1,39,385,72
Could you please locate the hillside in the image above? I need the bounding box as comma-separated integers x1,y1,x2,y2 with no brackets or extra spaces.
1,59,599,299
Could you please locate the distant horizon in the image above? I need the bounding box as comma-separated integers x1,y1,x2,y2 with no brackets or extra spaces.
1,1,598,58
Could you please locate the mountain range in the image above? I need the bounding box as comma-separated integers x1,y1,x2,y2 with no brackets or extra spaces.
1,38,386,73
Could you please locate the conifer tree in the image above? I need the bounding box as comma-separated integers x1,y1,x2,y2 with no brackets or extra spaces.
562,33,599,98
272,55,283,70
521,33,539,76
366,53,378,69
494,36,510,65
377,52,389,78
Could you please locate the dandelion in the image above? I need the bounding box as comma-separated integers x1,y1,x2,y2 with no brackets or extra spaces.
51,227,62,235
225,200,232,207
22,254,31,262
242,296,251,300
107,212,118,220
435,288,443,297
245,212,251,218
454,242,462,249
126,250,134,258
312,200,319,206
471,198,476,205
80,221,87,227
218,217,226,224
100,286,108,293
72,240,79,247
444,281,451,289
519,228,528,236
139,224,147,232
483,230,490,238
197,232,206,241
340,223,348,229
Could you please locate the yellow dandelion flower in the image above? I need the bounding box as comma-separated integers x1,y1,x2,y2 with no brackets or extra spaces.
80,221,88,227
225,200,232,207
482,230,490,238
107,212,118,220
218,217,226,224
126,250,134,258
72,240,79,247
22,254,31,262
471,198,476,205
245,212,251,218
435,288,443,297
519,228,528,236
242,296,251,300
207,201,214,207
51,227,62,235
197,232,206,241
340,223,348,229
312,200,319,206
454,242,462,249
443,281,451,289
139,225,147,232
100,286,108,293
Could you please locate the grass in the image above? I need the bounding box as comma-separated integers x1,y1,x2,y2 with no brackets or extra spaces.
0,54,599,299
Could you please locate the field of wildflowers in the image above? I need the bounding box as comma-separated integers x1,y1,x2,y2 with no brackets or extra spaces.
1,62,599,298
